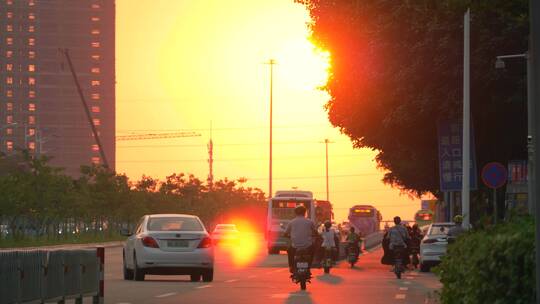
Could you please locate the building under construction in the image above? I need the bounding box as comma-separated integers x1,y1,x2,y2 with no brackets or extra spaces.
0,0,115,175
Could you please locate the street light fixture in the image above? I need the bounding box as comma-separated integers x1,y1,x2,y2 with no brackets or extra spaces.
495,58,506,69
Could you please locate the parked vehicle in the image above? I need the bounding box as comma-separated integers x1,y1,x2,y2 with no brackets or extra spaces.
419,222,456,272
212,224,239,244
292,248,312,290
122,214,214,282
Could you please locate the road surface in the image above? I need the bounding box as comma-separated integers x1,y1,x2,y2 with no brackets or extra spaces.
102,235,441,304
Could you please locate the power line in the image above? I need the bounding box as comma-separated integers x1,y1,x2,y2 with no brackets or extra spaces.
116,140,357,148
116,123,330,133
116,154,371,163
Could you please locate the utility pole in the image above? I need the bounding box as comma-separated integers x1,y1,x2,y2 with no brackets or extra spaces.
529,0,540,302
265,59,276,199
207,121,214,188
322,139,334,202
462,9,471,229
60,48,110,169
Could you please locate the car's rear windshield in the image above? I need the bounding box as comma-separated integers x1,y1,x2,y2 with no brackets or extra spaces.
216,225,236,230
147,217,203,231
429,225,454,235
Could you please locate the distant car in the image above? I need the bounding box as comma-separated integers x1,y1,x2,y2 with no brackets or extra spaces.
419,222,456,272
212,224,239,244
122,214,214,282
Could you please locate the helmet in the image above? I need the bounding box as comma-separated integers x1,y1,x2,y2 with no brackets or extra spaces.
453,215,463,224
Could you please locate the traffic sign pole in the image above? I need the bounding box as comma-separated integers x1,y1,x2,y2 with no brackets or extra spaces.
493,188,497,225
481,162,508,224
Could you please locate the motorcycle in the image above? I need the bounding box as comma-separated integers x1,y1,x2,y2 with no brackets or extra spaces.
347,243,359,268
322,247,333,274
393,246,405,279
410,247,419,269
292,248,312,290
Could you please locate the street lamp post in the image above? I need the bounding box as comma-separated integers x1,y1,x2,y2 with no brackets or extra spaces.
495,53,535,213
322,139,333,202
265,59,276,199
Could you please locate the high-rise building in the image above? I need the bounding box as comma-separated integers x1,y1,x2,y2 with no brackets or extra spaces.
0,0,115,176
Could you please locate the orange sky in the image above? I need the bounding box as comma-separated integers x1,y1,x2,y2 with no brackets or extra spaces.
115,0,420,222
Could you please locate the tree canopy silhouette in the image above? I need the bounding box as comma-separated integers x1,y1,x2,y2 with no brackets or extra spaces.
298,0,529,195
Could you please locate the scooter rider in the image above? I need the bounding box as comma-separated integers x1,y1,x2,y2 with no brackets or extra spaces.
387,216,409,272
320,221,338,263
346,226,361,259
284,205,318,274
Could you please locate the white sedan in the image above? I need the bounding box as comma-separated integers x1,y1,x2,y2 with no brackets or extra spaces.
122,214,214,282
211,224,239,244
419,222,455,272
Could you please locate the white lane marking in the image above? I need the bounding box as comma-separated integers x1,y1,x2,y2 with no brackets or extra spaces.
395,294,406,299
403,281,412,285
155,292,177,298
248,275,257,278
116,302,132,304
399,287,409,291
406,276,415,279
225,279,239,283
197,285,212,289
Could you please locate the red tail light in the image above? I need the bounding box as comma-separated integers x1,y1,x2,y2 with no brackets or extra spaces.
198,236,212,248
141,236,159,248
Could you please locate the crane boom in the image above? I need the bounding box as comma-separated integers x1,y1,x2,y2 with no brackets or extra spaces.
116,132,201,141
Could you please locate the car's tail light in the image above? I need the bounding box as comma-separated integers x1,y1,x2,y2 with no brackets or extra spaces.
141,236,159,248
198,236,212,248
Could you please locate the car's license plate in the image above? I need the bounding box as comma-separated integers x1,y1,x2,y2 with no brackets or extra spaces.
296,262,308,269
168,240,189,247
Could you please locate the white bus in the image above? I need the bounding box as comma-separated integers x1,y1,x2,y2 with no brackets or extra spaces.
266,190,316,254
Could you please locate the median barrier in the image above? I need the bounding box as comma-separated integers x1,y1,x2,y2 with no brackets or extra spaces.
0,247,104,304
363,231,384,250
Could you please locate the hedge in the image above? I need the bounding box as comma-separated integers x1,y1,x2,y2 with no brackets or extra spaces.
435,217,535,304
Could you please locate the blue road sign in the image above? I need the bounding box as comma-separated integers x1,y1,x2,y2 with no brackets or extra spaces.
481,162,507,189
437,120,477,191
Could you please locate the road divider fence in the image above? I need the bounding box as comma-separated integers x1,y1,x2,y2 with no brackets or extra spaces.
0,247,104,304
363,231,384,250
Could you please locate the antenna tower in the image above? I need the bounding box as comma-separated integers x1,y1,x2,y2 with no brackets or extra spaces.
207,122,214,187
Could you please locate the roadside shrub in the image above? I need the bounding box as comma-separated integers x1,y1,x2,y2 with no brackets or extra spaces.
435,217,535,304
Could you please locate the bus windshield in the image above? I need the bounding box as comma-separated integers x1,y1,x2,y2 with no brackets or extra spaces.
271,200,311,220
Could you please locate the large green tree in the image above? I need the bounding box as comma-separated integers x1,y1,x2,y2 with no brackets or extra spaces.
298,0,528,196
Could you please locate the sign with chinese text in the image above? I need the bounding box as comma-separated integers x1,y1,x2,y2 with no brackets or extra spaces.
437,120,477,191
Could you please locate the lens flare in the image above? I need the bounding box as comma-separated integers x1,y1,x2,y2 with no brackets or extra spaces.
217,218,264,267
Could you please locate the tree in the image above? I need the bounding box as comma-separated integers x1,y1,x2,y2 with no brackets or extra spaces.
298,0,528,197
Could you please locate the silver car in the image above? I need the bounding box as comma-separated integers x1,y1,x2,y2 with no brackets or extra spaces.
122,214,214,282
419,222,455,272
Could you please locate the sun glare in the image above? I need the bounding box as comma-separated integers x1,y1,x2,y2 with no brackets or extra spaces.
277,39,330,91
218,218,264,267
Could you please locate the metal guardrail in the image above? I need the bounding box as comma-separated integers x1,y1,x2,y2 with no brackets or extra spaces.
0,247,104,304
363,231,385,250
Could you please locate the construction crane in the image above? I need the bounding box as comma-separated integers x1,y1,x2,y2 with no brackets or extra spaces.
116,132,201,141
